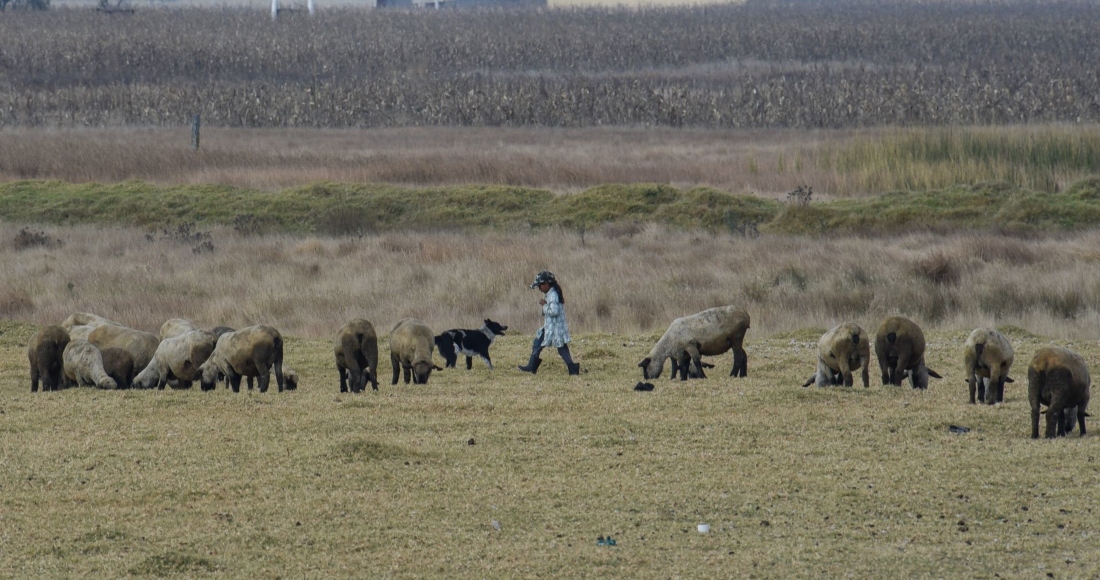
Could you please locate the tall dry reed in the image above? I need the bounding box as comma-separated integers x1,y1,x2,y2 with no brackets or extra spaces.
5,223,1100,340
2,125,1098,196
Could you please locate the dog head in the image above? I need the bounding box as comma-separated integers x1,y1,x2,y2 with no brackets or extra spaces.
483,319,508,338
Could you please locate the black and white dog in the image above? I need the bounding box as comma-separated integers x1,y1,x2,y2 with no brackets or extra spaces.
435,319,508,370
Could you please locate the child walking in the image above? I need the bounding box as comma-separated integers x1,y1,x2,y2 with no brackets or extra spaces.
518,271,580,375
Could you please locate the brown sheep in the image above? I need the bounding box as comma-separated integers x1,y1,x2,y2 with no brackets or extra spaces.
335,318,379,392
28,325,71,392
963,327,1015,405
874,316,942,390
389,318,442,385
100,347,136,390
87,324,160,373
62,339,117,390
801,322,871,388
639,306,750,381
134,329,218,390
198,325,285,393
1028,346,1091,439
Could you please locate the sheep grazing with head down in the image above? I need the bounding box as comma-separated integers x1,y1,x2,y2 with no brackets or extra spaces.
335,318,379,393
638,306,750,381
874,316,942,390
390,318,442,385
198,325,285,393
134,329,219,390
62,339,117,390
963,327,1014,405
87,324,160,374
801,322,871,388
28,325,71,392
1028,346,1091,439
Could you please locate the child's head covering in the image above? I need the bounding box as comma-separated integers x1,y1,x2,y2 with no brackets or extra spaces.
529,270,556,289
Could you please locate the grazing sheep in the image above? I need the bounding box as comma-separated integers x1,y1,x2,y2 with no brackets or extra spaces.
28,325,71,392
62,339,117,390
1028,346,1091,439
61,312,121,332
100,347,136,390
638,306,750,381
801,322,871,388
198,325,285,393
874,316,942,390
335,318,379,393
963,328,1015,405
159,318,198,340
389,318,442,385
134,329,218,390
87,325,160,373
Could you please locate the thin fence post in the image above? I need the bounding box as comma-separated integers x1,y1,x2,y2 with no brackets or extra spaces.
191,114,200,150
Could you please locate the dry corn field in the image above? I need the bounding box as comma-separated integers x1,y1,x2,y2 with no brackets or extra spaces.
2,224,1100,576
2,2,1100,129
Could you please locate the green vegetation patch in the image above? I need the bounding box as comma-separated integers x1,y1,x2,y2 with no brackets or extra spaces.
3,178,1100,234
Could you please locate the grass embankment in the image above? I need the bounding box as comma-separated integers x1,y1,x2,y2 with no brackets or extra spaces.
2,177,1100,234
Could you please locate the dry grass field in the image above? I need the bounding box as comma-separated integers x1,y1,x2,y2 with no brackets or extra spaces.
3,125,1098,196
2,223,1100,575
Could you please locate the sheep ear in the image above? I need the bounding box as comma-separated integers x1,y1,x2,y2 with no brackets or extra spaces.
638,358,650,368
801,374,815,388
433,364,443,371
1005,377,1015,383
927,368,943,379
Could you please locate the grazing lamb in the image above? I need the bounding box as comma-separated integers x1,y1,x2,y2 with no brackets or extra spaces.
335,318,379,393
61,312,121,332
159,318,198,340
198,325,285,393
28,325,71,392
87,324,160,373
434,319,508,370
134,329,218,390
963,327,1015,405
874,316,942,390
638,306,750,381
100,347,136,390
62,339,117,390
801,322,871,388
390,318,442,385
1028,346,1091,439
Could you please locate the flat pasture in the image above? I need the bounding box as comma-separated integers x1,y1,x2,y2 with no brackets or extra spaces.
2,310,1100,576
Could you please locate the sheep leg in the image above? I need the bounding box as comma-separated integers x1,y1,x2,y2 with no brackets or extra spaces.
30,367,39,392
258,370,270,394
983,364,1001,405
730,339,747,377
229,373,242,393
466,356,474,370
403,365,412,384
339,366,349,393
684,343,703,380
391,354,401,385
859,355,870,388
891,356,909,387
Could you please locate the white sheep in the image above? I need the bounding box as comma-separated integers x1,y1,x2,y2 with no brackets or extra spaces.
801,322,871,388
638,306,750,381
159,318,199,341
134,329,218,390
62,339,117,390
87,324,160,373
